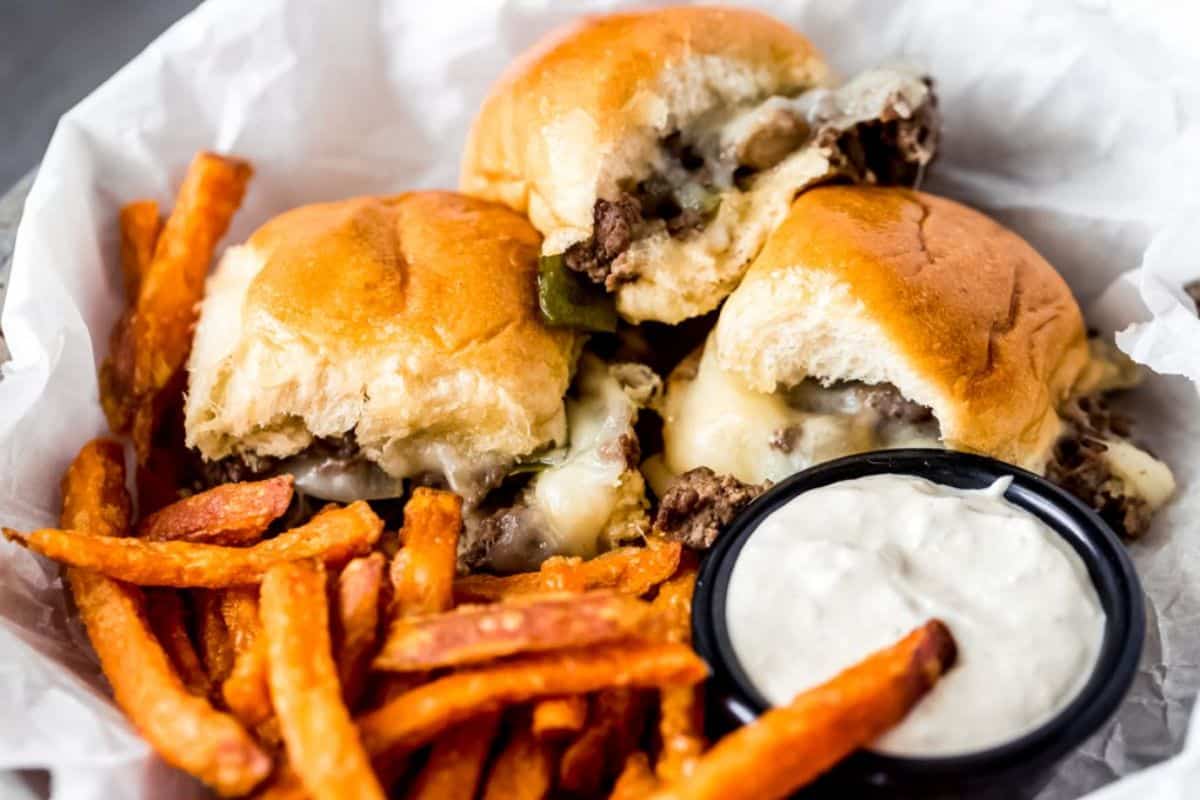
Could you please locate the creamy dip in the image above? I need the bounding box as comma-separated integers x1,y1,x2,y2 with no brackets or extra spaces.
725,474,1105,756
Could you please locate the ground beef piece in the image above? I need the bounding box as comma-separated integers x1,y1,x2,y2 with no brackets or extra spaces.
860,384,934,424
1186,279,1200,315
564,193,643,285
192,433,358,490
1045,395,1149,537
819,84,940,186
654,467,770,549
194,451,278,488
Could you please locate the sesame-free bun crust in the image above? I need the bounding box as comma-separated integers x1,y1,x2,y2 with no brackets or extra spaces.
185,192,579,476
461,7,825,231
714,186,1090,469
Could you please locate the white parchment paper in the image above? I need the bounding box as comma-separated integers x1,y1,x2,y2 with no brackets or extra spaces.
1,1,1198,798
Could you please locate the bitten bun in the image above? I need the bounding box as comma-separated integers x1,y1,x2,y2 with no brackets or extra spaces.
461,7,827,236
460,6,836,323
185,192,579,478
713,185,1090,470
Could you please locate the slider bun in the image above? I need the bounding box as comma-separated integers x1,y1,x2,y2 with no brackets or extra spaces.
714,186,1090,470
185,192,579,475
460,7,829,322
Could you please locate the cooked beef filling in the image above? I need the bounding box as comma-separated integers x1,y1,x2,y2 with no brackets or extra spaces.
654,467,770,549
1186,279,1200,315
860,383,935,424
194,433,359,490
561,79,939,288
819,79,939,186
1045,394,1152,538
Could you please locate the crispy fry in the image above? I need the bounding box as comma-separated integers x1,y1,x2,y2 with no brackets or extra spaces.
4,500,382,587
375,591,656,672
653,557,705,782
119,199,161,299
221,587,273,726
646,621,958,800
101,152,252,459
145,588,212,697
357,642,706,760
532,695,589,741
560,689,648,795
61,440,270,796
196,589,235,686
335,553,386,708
60,439,131,537
454,538,682,604
137,475,294,545
611,752,659,800
405,713,500,800
391,488,461,617
261,559,385,800
481,718,555,800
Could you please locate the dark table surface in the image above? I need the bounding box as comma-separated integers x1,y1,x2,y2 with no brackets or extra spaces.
0,0,201,189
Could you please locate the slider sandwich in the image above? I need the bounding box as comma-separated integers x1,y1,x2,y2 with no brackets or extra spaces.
461,6,938,327
652,185,1175,544
184,192,658,571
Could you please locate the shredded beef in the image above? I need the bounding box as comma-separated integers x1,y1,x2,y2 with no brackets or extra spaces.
654,467,769,549
194,432,359,490
563,194,643,285
860,384,934,424
1186,279,1200,315
819,84,940,186
1045,395,1149,537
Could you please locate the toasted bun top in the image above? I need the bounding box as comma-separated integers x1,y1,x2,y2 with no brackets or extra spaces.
714,186,1090,469
460,6,828,252
185,192,579,476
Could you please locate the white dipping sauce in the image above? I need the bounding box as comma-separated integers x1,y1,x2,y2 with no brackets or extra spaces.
726,474,1105,756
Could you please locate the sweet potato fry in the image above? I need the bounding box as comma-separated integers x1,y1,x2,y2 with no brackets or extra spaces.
646,621,958,800
119,199,162,299
196,589,235,686
61,440,270,796
3,500,382,587
391,488,461,617
652,558,705,782
375,591,655,672
357,642,706,760
137,475,294,545
334,553,386,708
145,588,212,697
261,559,385,800
221,587,272,726
453,538,682,604
559,689,648,795
101,152,252,459
611,752,659,800
405,713,500,800
532,695,589,741
481,718,555,800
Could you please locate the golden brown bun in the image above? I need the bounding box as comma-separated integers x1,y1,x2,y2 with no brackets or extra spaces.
714,186,1091,469
460,7,830,323
185,192,579,478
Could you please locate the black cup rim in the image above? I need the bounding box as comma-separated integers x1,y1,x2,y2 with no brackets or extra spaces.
692,449,1144,787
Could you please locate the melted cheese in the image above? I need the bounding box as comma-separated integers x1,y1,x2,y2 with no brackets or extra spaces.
527,355,650,557
661,344,940,485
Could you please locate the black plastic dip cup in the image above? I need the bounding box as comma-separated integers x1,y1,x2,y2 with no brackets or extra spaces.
692,449,1144,799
